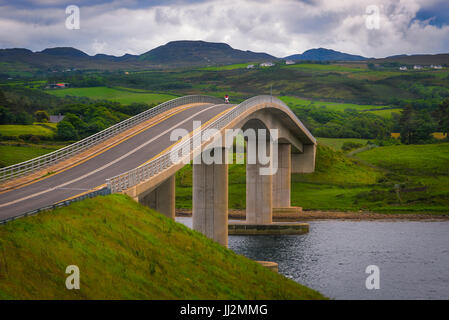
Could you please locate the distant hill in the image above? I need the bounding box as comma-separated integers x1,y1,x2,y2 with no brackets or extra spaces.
139,40,276,66
373,53,449,65
0,41,277,73
286,48,367,61
39,47,89,57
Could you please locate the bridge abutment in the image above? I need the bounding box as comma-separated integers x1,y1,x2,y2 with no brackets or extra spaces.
138,175,175,219
192,149,228,246
292,144,316,174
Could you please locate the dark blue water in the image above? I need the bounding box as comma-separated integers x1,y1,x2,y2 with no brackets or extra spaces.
176,217,449,299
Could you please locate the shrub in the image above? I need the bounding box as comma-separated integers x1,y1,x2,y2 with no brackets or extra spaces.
341,141,364,152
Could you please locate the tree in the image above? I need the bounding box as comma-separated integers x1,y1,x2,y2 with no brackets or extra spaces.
399,105,435,144
436,99,449,139
0,106,14,124
35,110,50,123
14,111,33,125
57,121,78,140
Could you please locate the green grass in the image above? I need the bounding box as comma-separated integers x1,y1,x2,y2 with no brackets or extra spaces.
317,138,371,151
366,108,402,118
279,96,391,114
0,124,56,138
200,63,256,71
0,143,64,167
47,87,177,105
282,63,363,72
0,194,325,300
356,143,449,178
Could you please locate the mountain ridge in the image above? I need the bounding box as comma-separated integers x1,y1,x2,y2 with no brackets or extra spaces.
285,48,368,61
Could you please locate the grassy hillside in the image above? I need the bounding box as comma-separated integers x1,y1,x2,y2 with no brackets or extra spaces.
47,87,176,105
354,143,449,213
0,194,325,299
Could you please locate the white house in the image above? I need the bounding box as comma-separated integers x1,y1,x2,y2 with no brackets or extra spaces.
246,64,255,69
413,65,423,70
431,64,443,69
285,60,295,65
399,66,407,71
260,62,274,67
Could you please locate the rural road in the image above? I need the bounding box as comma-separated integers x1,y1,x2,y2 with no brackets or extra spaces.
0,103,234,220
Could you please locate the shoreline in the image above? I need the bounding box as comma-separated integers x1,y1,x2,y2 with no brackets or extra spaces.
176,209,449,221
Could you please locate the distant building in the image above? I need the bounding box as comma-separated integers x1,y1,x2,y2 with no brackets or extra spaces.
431,64,443,69
246,64,255,69
285,60,295,65
47,83,70,89
413,65,423,70
49,114,65,123
399,66,407,71
260,62,274,67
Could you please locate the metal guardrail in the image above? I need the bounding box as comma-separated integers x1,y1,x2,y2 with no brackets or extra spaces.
107,95,316,193
0,187,111,224
0,95,222,183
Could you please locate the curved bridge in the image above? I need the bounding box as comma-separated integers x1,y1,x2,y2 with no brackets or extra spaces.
0,95,316,245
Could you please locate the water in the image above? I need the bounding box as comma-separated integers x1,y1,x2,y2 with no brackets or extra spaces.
176,217,449,300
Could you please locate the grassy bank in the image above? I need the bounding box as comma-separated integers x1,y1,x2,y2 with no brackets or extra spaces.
0,194,325,299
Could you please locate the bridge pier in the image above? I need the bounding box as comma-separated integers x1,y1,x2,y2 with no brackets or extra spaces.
272,143,291,208
138,175,175,219
192,148,228,246
246,142,273,225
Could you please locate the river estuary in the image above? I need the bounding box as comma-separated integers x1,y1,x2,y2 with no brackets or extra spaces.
176,217,449,299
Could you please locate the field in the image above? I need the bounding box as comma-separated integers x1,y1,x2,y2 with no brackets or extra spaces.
0,194,325,299
200,62,255,71
0,143,64,167
47,86,177,105
279,95,395,117
0,123,56,138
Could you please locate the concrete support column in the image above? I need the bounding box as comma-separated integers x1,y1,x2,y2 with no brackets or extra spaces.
292,144,316,174
246,143,273,224
138,175,175,219
192,149,228,246
272,143,291,208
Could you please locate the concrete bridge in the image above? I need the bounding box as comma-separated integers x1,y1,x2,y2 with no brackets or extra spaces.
0,95,316,245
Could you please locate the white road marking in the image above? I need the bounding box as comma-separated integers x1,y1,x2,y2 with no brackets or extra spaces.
0,104,222,208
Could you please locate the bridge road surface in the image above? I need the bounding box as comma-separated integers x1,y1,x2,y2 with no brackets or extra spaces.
0,103,234,220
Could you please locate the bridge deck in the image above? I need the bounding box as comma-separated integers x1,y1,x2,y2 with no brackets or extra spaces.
0,103,234,220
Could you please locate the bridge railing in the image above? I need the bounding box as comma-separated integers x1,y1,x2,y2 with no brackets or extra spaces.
0,95,222,183
0,187,111,225
107,95,315,193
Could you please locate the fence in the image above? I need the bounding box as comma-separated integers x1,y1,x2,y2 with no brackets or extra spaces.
0,187,111,224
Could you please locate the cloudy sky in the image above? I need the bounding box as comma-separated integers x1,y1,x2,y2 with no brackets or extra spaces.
0,0,448,58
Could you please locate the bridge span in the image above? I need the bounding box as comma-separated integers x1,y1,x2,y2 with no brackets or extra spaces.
0,95,316,245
